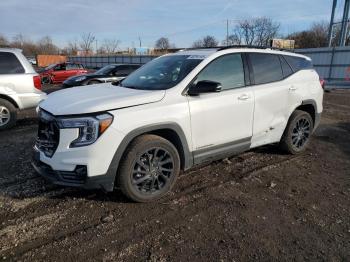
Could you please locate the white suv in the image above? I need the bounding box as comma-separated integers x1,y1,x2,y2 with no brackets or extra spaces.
0,48,46,129
33,47,323,202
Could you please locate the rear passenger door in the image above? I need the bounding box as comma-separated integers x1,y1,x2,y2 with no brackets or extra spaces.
248,52,293,147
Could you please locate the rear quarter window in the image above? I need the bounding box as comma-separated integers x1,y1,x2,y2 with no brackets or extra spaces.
279,56,293,78
0,52,25,74
284,55,312,72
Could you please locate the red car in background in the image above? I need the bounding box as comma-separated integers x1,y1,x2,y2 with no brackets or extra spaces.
40,62,89,84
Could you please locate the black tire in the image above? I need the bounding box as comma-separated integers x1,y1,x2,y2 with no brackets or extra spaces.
117,134,180,202
87,80,101,85
280,110,314,154
0,99,17,130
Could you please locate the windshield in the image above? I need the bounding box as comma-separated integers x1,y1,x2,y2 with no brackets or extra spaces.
121,55,203,90
95,65,115,75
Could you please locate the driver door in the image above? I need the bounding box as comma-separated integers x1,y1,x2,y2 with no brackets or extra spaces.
187,53,254,162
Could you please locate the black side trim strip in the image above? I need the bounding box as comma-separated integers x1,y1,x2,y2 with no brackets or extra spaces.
193,137,251,165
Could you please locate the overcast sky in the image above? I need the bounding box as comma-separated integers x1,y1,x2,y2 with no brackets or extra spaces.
0,0,338,49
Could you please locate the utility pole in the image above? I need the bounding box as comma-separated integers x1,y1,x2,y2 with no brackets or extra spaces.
95,39,98,54
340,0,350,46
328,0,337,46
138,37,142,47
226,19,229,46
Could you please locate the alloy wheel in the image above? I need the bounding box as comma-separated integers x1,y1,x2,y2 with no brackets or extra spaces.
132,147,174,194
0,106,10,127
291,117,311,149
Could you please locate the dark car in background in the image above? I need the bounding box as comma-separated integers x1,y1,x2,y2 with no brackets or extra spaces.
40,62,88,84
62,64,141,88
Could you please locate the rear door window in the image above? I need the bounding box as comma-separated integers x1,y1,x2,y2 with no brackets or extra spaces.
0,52,25,74
249,53,283,85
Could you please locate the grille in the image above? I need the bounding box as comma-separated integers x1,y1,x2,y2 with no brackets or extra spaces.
35,110,59,158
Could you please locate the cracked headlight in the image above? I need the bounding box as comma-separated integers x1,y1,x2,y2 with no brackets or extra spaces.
57,113,113,147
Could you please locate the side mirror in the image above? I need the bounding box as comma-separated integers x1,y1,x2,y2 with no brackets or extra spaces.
188,80,222,96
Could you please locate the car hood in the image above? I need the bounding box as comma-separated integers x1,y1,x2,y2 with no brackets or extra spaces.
40,83,166,115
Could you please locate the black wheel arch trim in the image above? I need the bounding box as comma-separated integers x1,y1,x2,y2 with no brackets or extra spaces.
105,123,193,191
288,99,320,131
0,94,19,108
301,99,318,112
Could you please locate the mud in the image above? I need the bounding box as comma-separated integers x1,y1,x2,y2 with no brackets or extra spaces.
0,89,349,261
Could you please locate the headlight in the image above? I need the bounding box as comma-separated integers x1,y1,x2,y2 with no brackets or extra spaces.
57,113,113,147
74,76,87,82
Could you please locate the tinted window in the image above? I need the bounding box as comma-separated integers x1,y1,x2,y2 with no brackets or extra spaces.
194,54,245,90
114,66,133,76
54,64,66,71
66,64,79,70
131,65,141,69
284,56,312,71
279,56,293,77
250,53,283,85
0,52,25,74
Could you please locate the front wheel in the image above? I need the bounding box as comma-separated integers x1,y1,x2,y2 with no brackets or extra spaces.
280,110,314,154
117,134,180,202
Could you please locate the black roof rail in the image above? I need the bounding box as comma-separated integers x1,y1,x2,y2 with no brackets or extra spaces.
182,45,294,52
218,45,295,52
182,47,220,51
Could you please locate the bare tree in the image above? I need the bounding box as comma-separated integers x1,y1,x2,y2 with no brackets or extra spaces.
192,35,219,48
101,39,120,54
66,40,79,55
233,17,280,46
0,34,9,47
11,34,38,56
222,35,241,46
37,36,59,54
80,33,96,53
288,21,328,48
155,37,171,50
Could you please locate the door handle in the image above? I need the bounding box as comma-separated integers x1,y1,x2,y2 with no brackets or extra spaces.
289,86,297,91
238,94,250,100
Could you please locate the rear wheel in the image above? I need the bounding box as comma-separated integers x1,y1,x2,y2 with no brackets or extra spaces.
280,110,313,154
117,134,180,202
0,99,17,130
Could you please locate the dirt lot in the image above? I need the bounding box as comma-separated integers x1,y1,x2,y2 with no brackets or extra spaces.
0,89,349,261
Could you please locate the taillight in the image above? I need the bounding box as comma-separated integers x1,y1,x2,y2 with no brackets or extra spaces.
319,78,325,89
33,75,42,90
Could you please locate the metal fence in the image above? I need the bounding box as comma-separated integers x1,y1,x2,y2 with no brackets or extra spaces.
296,46,350,86
69,47,350,87
68,55,158,69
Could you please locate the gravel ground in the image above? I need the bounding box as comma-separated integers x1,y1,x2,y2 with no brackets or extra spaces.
0,88,349,261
